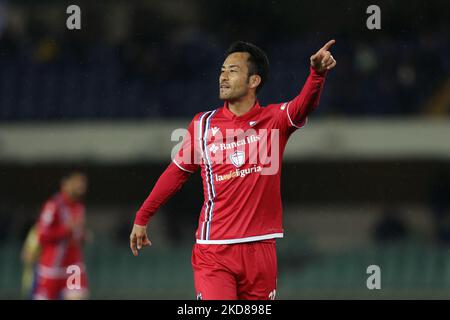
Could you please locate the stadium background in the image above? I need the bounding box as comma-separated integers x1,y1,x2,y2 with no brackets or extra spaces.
0,0,449,299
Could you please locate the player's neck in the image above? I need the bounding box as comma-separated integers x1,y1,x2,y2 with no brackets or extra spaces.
227,95,256,117
61,190,77,203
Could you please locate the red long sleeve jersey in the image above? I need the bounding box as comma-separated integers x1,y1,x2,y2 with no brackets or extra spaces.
37,192,85,278
135,67,327,244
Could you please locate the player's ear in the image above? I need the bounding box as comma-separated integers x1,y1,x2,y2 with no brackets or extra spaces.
248,74,261,90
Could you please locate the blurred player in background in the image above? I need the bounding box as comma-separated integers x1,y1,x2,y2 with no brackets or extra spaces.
21,224,40,299
33,172,90,300
130,40,336,299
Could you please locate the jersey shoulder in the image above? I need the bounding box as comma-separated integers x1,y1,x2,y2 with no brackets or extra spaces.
263,102,288,113
41,193,66,217
42,197,58,213
39,198,60,226
261,102,290,122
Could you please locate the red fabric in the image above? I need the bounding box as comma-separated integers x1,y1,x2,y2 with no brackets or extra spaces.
134,68,327,242
34,269,88,300
37,192,85,272
284,66,327,129
191,240,277,300
35,192,88,299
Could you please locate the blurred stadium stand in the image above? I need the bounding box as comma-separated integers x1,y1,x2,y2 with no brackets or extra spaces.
0,0,448,120
0,0,449,299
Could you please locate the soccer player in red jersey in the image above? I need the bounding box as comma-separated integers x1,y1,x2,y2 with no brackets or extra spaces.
33,172,89,300
130,40,337,300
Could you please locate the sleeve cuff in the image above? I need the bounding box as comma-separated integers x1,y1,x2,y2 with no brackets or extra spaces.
310,66,328,78
134,214,149,226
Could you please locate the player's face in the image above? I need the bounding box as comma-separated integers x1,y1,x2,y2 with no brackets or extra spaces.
219,52,251,101
65,174,88,200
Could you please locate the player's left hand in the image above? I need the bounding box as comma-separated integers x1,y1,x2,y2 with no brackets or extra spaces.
310,39,337,74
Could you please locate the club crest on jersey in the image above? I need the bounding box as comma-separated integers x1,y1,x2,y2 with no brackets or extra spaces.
249,121,257,126
211,126,220,136
230,150,245,167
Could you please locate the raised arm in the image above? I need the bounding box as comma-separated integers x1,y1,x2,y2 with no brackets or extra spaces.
281,40,337,129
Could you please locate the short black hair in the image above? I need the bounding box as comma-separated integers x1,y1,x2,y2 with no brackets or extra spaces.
225,41,269,93
61,171,87,183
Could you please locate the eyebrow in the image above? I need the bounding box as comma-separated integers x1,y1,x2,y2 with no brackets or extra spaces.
221,64,241,69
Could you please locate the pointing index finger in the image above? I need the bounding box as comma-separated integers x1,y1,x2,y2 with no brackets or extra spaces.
321,39,336,51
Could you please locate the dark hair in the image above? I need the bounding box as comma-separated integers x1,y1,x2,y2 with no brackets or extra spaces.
61,171,86,183
225,41,270,93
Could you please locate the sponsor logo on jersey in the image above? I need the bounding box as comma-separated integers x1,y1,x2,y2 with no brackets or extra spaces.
172,125,280,176
269,289,277,300
219,134,260,151
209,144,219,154
215,165,262,182
211,127,220,136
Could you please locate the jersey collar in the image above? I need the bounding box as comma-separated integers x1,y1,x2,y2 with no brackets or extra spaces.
60,191,78,206
222,100,261,121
